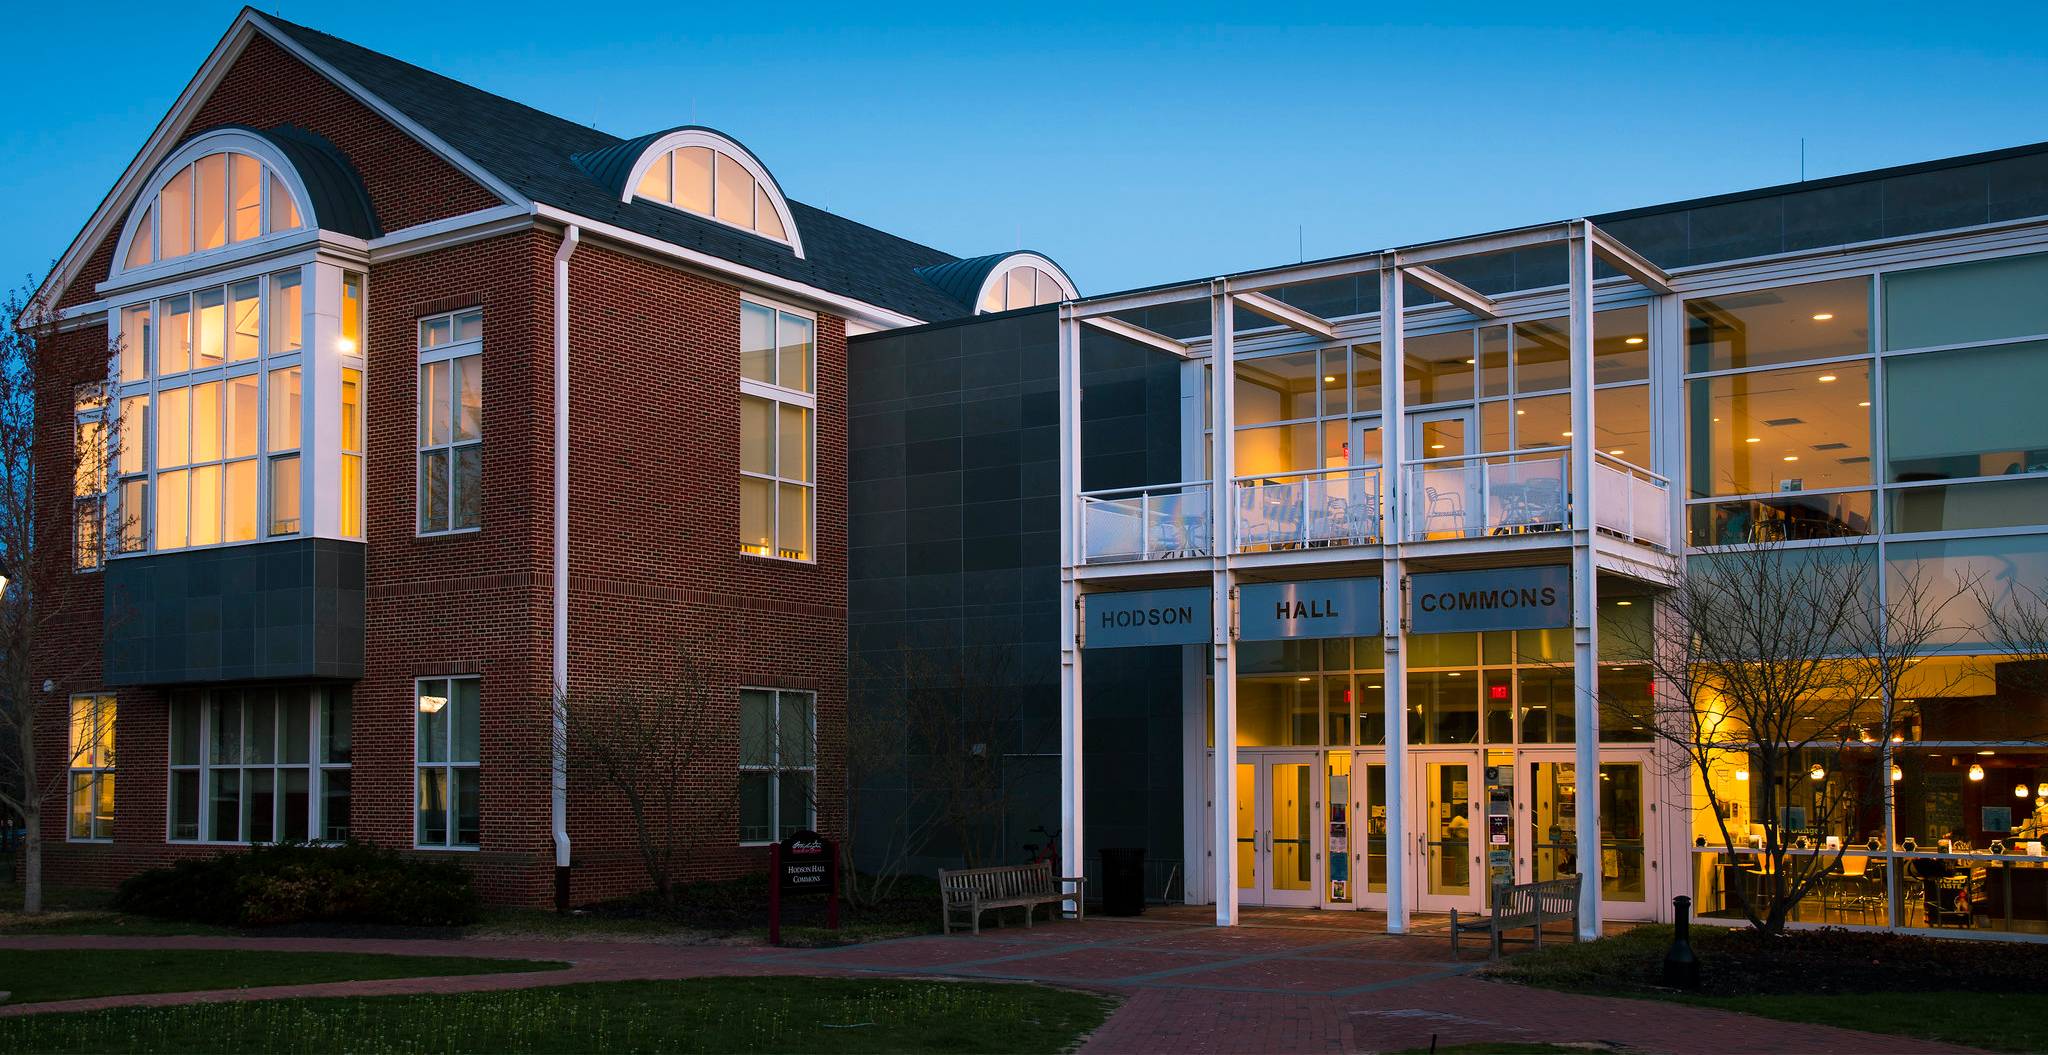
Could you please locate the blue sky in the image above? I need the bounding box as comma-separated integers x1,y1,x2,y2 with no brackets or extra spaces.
6,2,2048,299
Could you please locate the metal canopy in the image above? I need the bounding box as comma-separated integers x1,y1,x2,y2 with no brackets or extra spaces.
1080,314,1195,359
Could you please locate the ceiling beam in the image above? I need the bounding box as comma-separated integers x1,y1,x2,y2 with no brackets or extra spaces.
1230,291,1337,341
1399,265,1501,320
1585,221,1674,294
1082,315,1196,359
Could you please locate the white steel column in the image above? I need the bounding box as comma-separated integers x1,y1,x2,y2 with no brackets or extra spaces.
1210,283,1240,927
302,259,349,540
1566,223,1604,939
1379,261,1410,934
1180,356,1210,905
1057,306,1085,917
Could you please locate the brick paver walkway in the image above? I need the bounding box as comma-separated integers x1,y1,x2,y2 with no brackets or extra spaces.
0,921,1977,1054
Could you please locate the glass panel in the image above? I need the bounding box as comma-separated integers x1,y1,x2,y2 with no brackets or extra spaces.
160,165,193,259
777,484,809,559
170,697,200,766
226,374,258,458
1889,477,2048,534
69,773,92,839
419,361,449,446
341,368,363,452
321,769,351,841
778,693,814,768
195,154,226,251
1235,351,1320,427
453,355,481,442
155,468,189,549
224,280,260,364
714,152,754,226
1426,762,1472,896
740,302,775,384
242,693,277,764
777,313,813,393
740,395,772,474
453,309,482,343
160,294,191,375
1005,268,1032,312
419,450,449,533
117,395,147,475
1593,306,1651,384
269,366,301,450
1888,536,2048,652
1688,491,1874,546
1513,393,1568,450
171,770,199,840
231,153,262,242
1886,251,2048,351
1355,678,1386,745
739,690,774,767
269,173,300,230
1601,763,1647,901
269,270,302,354
1687,277,1870,372
1405,330,1476,405
1530,762,1576,886
1364,763,1388,892
451,446,479,531
268,454,300,535
209,691,242,765
1036,268,1064,306
246,769,275,843
1235,762,1257,893
979,282,1004,314
739,476,771,555
1351,343,1382,412
125,205,155,269
280,769,310,842
455,769,480,846
119,305,149,382
756,186,787,240
417,680,450,764
117,479,147,552
676,147,712,214
452,680,480,763
636,150,671,200
1513,318,1570,393
190,380,222,463
778,770,811,838
1595,384,1652,468
777,404,810,481
1235,422,1317,477
1269,761,1313,893
1478,325,1510,398
225,459,256,542
417,768,449,845
1483,670,1514,744
1412,670,1479,744
1686,360,1872,498
1887,339,2048,482
281,693,310,764
1236,676,1317,747
1518,666,1575,744
1328,752,1352,903
211,768,240,843
1325,675,1352,746
739,772,773,843
323,690,353,764
188,463,221,546
341,272,363,356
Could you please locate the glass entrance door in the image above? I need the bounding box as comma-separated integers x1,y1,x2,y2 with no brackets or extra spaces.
1416,753,1485,914
1346,752,1389,910
1524,755,1654,919
1231,752,1321,908
1408,409,1478,539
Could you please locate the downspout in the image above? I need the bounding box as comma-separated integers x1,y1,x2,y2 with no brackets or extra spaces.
552,224,580,912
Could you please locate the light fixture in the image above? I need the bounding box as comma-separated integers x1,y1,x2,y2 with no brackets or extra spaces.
1324,375,1337,383
1448,671,1463,677
2019,784,2032,798
2038,783,2048,798
1818,374,1838,383
1858,401,1871,408
1625,336,1645,345
1809,763,1826,781
1970,764,1986,781
1515,409,1525,416
1562,430,1573,437
1297,676,1312,683
1367,684,1381,690
1812,312,1835,321
1608,448,1624,455
1980,750,1997,756
1465,358,1476,365
1745,437,1761,444
1736,768,1750,782
1891,764,1903,782
1616,600,1633,606
1430,443,1446,450
418,694,448,715
1891,733,1904,743
1783,455,1799,462
336,337,358,354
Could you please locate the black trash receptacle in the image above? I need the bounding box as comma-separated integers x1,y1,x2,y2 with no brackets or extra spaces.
1099,847,1147,916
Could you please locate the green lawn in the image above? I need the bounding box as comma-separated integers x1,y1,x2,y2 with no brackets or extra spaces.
1678,991,2048,1054
0,950,565,1005
0,977,1117,1054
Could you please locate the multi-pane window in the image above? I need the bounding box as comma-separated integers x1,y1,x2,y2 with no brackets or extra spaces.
168,687,351,844
68,695,116,841
739,688,815,842
121,150,303,271
633,138,792,243
739,300,814,560
978,265,1067,313
418,309,482,534
415,678,480,849
111,268,308,554
73,386,110,570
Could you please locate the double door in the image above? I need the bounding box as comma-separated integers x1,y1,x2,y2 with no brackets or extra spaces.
1233,752,1319,908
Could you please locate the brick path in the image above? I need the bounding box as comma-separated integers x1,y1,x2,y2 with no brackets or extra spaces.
0,921,1977,1054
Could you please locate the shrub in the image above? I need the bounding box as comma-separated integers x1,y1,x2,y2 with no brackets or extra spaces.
114,842,481,928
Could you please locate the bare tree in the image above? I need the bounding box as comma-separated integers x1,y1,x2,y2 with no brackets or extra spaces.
1602,544,1970,934
0,281,123,914
552,652,729,910
1975,580,2048,735
836,677,938,907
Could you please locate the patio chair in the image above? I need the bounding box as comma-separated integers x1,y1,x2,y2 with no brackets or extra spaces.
1424,486,1465,535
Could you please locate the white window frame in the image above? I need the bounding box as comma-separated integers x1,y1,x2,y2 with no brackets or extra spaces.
73,384,110,572
416,309,483,537
164,687,350,846
618,129,806,257
414,676,481,850
110,130,313,282
738,687,817,845
974,253,1077,314
67,694,117,843
739,295,817,563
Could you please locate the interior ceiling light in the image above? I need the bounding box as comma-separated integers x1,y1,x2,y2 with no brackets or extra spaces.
1891,764,1903,782
1430,443,1446,450
1324,375,1337,382
1625,336,1645,345
1464,358,1476,365
1609,448,1623,455
1812,312,1835,321
1858,401,1871,407
1809,763,1826,781
1783,455,1800,462
1616,600,1633,606
1746,437,1761,443
1515,409,1525,415
1818,374,1838,383
1970,763,1986,781
1562,430,1574,437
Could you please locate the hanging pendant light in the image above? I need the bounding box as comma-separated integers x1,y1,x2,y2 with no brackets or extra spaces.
2037,782,2048,798
2019,784,2033,798
1809,762,1827,781
1735,768,1749,782
1891,764,1903,783
1969,764,1986,781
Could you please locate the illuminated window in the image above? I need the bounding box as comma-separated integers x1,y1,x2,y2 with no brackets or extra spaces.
978,264,1069,313
120,150,304,271
418,308,483,534
739,688,814,843
739,298,814,561
167,687,350,844
415,678,480,849
630,131,797,248
68,695,116,841
73,386,109,570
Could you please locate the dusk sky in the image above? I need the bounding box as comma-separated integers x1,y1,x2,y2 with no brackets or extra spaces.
7,2,2048,299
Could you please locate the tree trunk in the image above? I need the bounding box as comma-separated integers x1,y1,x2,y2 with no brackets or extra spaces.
22,807,42,915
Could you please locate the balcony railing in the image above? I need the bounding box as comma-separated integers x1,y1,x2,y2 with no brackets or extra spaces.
1234,468,1382,552
1405,452,1568,541
1079,481,1212,563
1593,453,1672,548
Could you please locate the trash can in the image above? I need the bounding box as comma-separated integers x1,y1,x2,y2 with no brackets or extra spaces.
1099,847,1147,917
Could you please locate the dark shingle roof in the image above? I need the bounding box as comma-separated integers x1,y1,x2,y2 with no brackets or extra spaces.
914,253,1010,310
257,13,975,321
263,124,381,239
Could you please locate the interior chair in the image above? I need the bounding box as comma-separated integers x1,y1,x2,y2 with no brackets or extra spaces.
1425,486,1465,535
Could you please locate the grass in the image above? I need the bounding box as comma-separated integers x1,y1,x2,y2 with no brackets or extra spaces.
0,977,1116,1054
0,949,566,1005
1487,923,2048,1053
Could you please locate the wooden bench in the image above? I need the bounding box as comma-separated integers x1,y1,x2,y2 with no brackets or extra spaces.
1449,877,1581,960
938,862,1085,935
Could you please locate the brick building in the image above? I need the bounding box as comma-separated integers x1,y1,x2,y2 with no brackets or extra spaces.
38,9,1075,907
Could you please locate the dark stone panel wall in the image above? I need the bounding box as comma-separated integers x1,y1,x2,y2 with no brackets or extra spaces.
848,304,1187,890
103,538,364,685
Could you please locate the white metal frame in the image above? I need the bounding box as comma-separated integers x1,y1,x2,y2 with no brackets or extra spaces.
413,675,482,852
975,252,1080,314
618,129,806,258
65,693,117,844
163,686,346,846
415,307,485,537
737,687,819,846
738,294,820,564
108,129,314,284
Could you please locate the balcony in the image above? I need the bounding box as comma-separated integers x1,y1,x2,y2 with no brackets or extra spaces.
1234,468,1383,552
1405,453,1568,542
1592,453,1673,549
1079,481,1212,564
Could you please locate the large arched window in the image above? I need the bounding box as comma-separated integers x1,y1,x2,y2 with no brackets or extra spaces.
116,133,308,272
978,254,1077,313
623,130,803,253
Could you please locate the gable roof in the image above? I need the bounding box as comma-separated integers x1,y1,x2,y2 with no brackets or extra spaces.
255,13,976,322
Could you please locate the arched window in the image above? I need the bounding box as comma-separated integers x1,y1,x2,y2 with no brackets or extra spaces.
119,144,305,271
624,130,802,252
978,255,1077,314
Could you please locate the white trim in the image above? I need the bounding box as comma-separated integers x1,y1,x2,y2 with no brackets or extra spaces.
738,293,819,564
972,252,1079,314
552,225,579,879
619,129,805,258
368,204,532,264
413,675,483,851
414,307,484,537
737,687,818,844
107,129,315,282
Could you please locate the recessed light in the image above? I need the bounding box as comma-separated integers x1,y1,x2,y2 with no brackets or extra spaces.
1812,312,1835,321
1430,443,1446,450
1515,409,1525,416
1624,336,1644,345
1818,374,1838,383
1447,671,1462,677
1616,600,1633,606
1562,430,1573,437
1297,676,1312,682
1464,358,1476,365
1608,448,1623,455
1324,375,1337,383
1745,437,1761,443
1783,455,1799,462
1858,401,1870,407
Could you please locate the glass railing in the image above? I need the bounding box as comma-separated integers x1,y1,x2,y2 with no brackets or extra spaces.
1593,453,1673,549
1404,454,1567,541
1078,481,1212,563
1233,468,1382,552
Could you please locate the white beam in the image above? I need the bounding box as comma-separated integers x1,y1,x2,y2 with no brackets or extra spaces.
1586,221,1675,295
1393,222,1571,268
1230,291,1337,341
1398,265,1501,320
1081,314,1197,359
1566,222,1604,941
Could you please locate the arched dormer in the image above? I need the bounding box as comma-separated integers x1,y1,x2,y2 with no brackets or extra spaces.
574,127,805,257
112,126,377,278
916,252,1078,315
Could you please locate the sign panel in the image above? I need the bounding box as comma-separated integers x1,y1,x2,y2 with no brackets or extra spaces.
1083,588,1211,649
1238,578,1382,641
778,830,833,893
1408,566,1571,634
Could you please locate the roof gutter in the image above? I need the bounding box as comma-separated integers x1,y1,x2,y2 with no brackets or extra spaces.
551,223,580,912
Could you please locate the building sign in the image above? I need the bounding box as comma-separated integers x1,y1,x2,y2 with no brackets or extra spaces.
1083,588,1211,648
1408,566,1571,634
768,829,839,945
1238,578,1382,641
